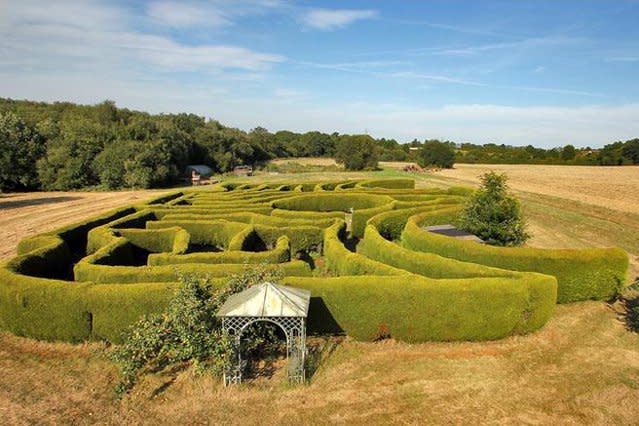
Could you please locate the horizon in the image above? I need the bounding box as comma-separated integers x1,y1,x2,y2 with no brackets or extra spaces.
1,1,638,148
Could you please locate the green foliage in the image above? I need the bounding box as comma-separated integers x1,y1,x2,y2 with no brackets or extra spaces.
110,274,230,396
561,144,577,161
417,140,455,168
0,112,44,191
111,265,283,396
458,172,529,246
335,134,379,170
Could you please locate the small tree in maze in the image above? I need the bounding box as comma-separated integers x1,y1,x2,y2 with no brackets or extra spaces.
458,171,529,246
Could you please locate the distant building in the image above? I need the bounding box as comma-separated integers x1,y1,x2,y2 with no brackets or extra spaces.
185,165,214,177
233,165,253,177
185,165,215,186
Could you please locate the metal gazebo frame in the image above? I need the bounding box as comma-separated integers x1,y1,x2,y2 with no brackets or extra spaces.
216,282,311,386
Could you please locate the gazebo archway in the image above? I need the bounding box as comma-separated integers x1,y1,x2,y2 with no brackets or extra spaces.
216,282,311,386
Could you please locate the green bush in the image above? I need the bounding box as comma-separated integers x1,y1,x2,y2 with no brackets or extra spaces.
323,221,406,276
116,227,190,254
457,172,529,246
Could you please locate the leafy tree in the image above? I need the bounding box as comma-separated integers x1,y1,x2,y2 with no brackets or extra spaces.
458,172,529,246
417,140,455,168
0,112,44,191
335,134,379,170
621,138,639,164
561,144,576,161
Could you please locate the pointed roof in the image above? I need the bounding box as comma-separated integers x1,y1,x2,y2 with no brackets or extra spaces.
216,282,311,318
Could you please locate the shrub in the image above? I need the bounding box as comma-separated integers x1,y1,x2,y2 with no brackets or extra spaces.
458,172,529,246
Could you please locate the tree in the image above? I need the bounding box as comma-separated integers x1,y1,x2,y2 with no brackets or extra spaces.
0,112,44,191
334,134,379,170
621,138,639,164
561,144,576,161
417,140,455,168
458,172,529,246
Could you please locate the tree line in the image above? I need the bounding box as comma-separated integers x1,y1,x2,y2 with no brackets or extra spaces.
0,98,637,192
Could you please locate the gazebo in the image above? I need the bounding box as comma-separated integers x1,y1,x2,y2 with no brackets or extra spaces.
216,282,311,386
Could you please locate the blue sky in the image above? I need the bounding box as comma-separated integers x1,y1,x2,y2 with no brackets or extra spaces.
1,0,638,147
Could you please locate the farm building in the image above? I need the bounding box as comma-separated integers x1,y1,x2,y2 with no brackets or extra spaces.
233,165,253,176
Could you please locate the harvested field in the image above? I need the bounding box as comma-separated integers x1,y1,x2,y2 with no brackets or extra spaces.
0,189,170,260
437,164,639,214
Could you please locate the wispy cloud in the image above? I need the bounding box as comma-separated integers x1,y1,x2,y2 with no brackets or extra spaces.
297,61,602,97
1,0,285,73
147,1,230,28
303,8,378,30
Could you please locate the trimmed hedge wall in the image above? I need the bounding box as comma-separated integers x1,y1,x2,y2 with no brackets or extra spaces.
402,212,629,303
359,224,518,279
323,221,407,276
355,178,415,189
148,236,290,265
282,272,556,342
272,193,394,212
147,220,248,249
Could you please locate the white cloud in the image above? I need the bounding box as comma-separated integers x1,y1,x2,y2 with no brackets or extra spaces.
147,1,230,28
303,8,377,30
0,0,285,73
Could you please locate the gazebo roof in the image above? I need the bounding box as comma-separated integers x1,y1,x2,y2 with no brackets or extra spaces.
216,282,311,318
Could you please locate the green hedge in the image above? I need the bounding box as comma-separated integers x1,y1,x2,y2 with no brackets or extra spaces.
74,258,311,284
367,205,462,240
359,224,518,279
148,236,290,265
402,212,629,303
351,202,396,238
355,178,415,189
253,224,324,253
147,220,248,250
272,193,394,212
323,221,406,276
116,227,190,254
271,209,345,220
282,272,556,341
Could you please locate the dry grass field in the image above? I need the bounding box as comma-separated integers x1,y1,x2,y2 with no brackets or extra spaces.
437,164,639,214
0,189,172,261
1,166,639,425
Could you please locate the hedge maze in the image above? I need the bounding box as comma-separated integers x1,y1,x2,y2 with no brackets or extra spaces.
0,178,629,343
